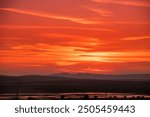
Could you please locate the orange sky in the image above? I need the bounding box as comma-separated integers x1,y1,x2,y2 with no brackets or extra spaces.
0,0,150,75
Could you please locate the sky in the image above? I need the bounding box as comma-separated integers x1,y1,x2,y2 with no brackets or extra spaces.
0,0,150,75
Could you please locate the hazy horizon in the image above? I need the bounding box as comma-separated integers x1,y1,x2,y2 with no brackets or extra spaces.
0,72,150,76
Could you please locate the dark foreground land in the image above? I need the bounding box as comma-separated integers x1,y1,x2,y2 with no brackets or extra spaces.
0,74,150,99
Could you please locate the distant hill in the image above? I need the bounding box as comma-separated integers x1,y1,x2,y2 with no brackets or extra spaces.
0,74,150,94
0,75,72,84
52,73,150,81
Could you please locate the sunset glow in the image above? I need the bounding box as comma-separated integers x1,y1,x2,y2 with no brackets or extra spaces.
0,0,150,75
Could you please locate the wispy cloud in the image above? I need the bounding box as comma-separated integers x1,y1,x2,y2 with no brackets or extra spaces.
42,33,104,46
1,43,150,64
0,8,99,24
0,25,114,32
116,0,150,7
92,0,150,7
43,33,99,41
81,6,113,16
121,36,150,41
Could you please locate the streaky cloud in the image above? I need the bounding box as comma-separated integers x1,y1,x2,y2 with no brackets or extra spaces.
0,25,114,32
81,6,113,16
121,36,150,41
92,0,150,7
0,8,99,24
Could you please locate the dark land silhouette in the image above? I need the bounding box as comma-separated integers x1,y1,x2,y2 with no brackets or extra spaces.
0,74,150,100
